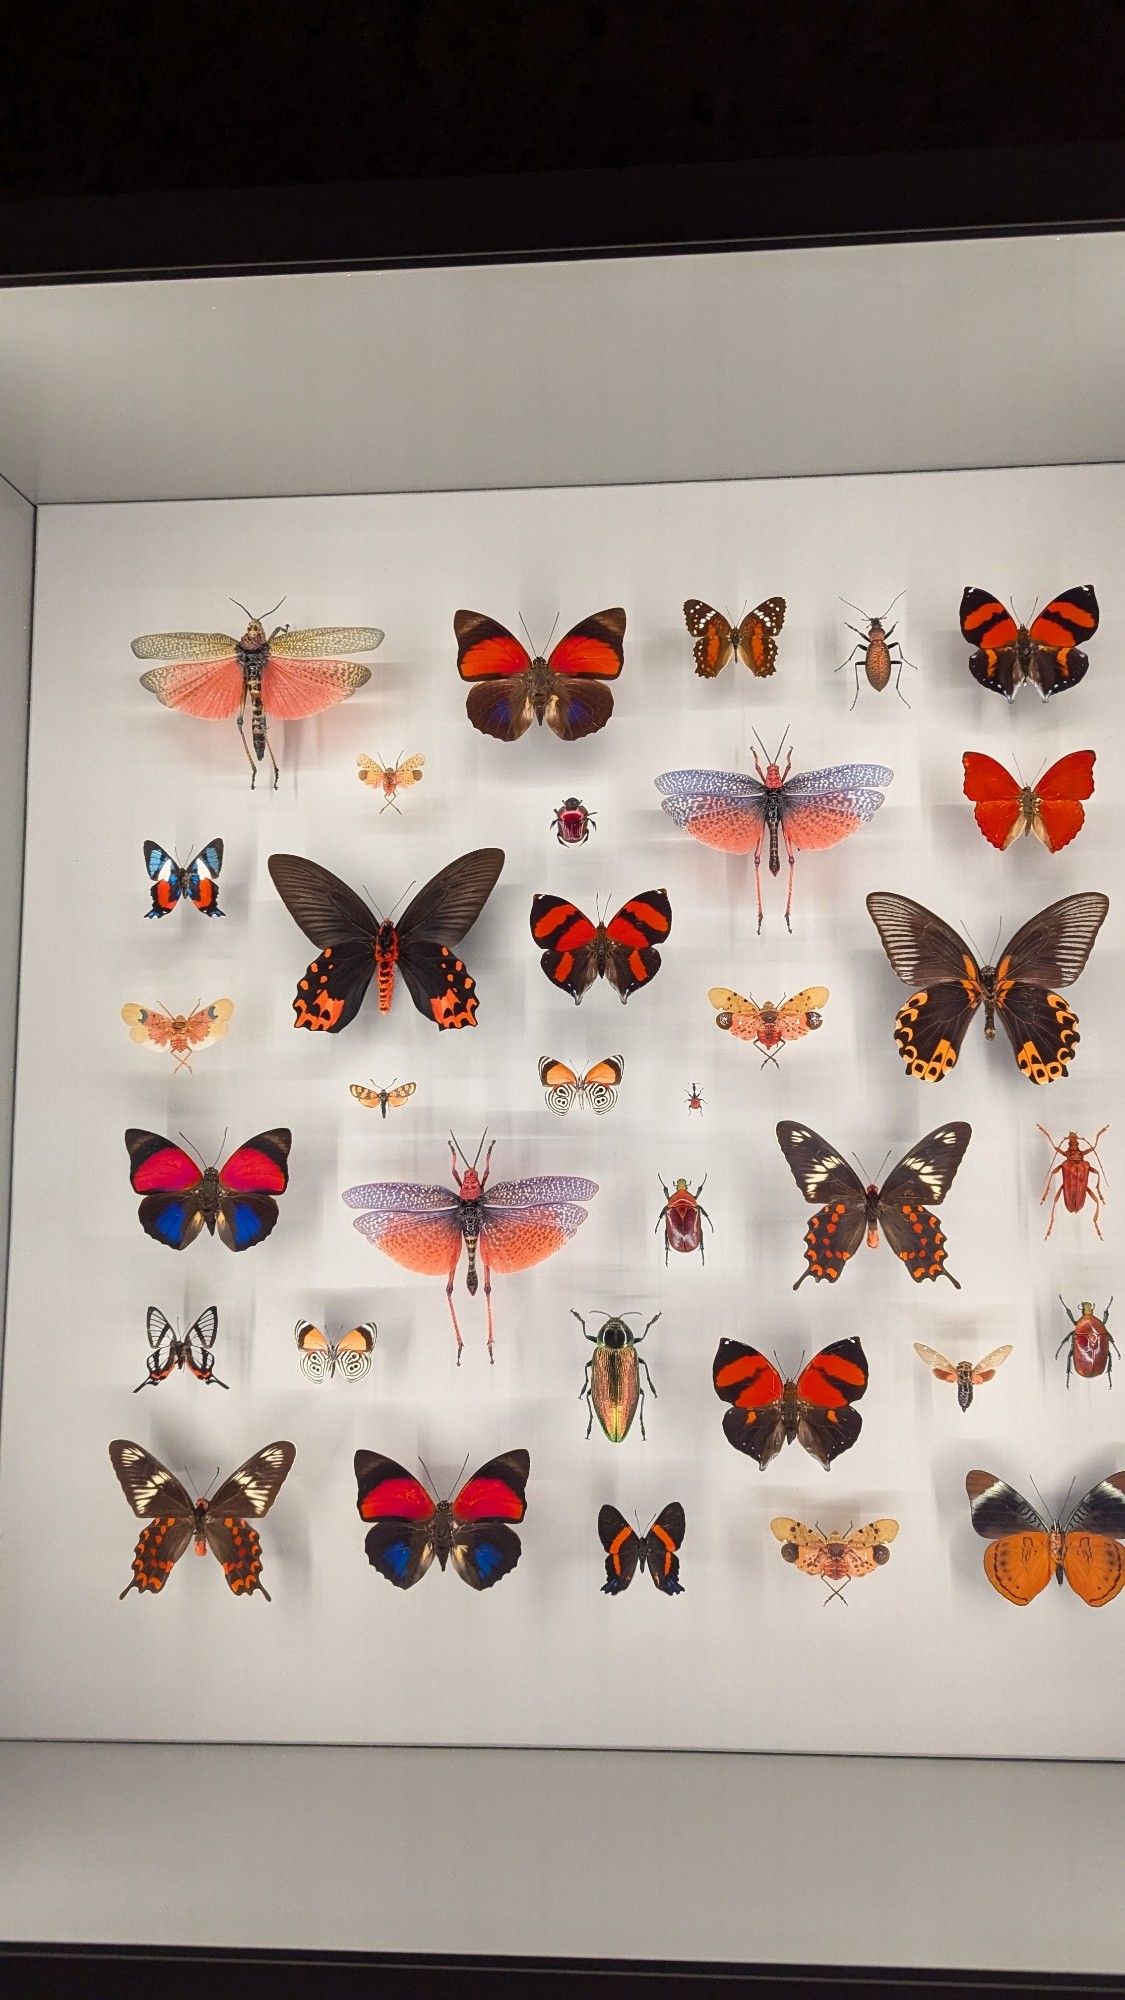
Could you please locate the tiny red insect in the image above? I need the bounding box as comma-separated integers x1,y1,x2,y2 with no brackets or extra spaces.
1056,1296,1117,1388
1039,1124,1107,1240
685,1083,704,1115
552,797,596,845
655,1175,713,1264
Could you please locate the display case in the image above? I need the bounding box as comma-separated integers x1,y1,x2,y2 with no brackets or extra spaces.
1,210,1123,1977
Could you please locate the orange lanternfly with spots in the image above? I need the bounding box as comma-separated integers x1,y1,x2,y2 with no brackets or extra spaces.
109,1440,295,1599
268,849,503,1033
837,593,916,708
1039,1124,1108,1239
357,751,425,812
1056,1297,1117,1388
656,1175,713,1264
775,1121,971,1289
770,1516,898,1604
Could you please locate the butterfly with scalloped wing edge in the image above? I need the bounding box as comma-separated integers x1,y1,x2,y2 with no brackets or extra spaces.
866,891,1109,1085
959,585,1098,701
961,750,1096,853
354,1447,529,1590
122,998,234,1074
109,1438,295,1598
133,1305,227,1392
770,1516,899,1604
913,1342,1012,1412
125,1127,291,1252
295,1320,377,1382
598,1502,685,1595
530,890,671,1003
269,847,503,1033
683,596,786,679
539,1055,624,1114
134,603,382,788
965,1468,1125,1606
709,984,828,1069
455,606,625,741
775,1120,971,1290
712,1336,868,1468
142,838,224,919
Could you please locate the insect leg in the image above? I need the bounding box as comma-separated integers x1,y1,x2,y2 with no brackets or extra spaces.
752,828,765,934
261,725,280,791
781,822,797,933
850,658,862,711
234,693,258,786
1059,1294,1079,1327
835,641,864,673
580,1357,595,1436
1043,1181,1065,1239
446,1246,465,1364
893,655,912,709
1088,1173,1105,1240
481,1240,495,1364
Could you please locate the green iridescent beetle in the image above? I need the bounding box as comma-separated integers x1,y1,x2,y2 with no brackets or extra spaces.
574,1310,660,1442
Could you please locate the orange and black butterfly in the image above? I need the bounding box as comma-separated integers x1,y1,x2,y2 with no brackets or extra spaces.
268,848,504,1032
771,1516,898,1603
539,1055,624,1114
775,1120,971,1290
529,890,671,1003
682,597,786,679
349,1080,417,1117
295,1320,376,1383
109,1439,295,1599
455,607,625,741
866,891,1109,1084
712,1337,868,1468
959,585,1098,701
598,1503,684,1596
962,751,1096,853
965,1468,1125,1607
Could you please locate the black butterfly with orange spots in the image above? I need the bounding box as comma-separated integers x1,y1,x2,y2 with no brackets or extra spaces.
598,1502,685,1596
775,1120,971,1290
529,889,671,1002
866,891,1109,1085
268,849,504,1033
712,1336,868,1468
959,585,1098,701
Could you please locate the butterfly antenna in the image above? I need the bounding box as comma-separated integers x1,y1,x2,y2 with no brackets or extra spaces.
1028,1474,1055,1523
543,611,560,654
417,1453,438,1499
960,921,986,965
518,611,537,653
361,884,386,920
386,880,416,923
989,917,1003,963
851,1150,871,1184
873,1148,892,1184
177,1132,204,1167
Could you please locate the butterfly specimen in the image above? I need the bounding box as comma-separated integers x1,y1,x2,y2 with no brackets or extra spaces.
354,1447,529,1589
965,1468,1125,1606
343,1132,598,1360
529,890,671,1003
656,733,892,931
349,1079,417,1117
775,1120,971,1289
133,1305,227,1392
143,839,224,918
539,1055,624,1114
912,1342,1013,1411
125,1127,291,1251
837,593,915,708
959,585,1099,701
712,1337,869,1468
865,891,1109,1084
682,596,786,679
295,1320,377,1382
599,1503,685,1595
133,601,383,787
962,750,1096,852
357,751,425,811
709,984,827,1068
268,847,504,1033
771,1516,898,1604
455,606,625,741
109,1438,295,1599
121,998,234,1074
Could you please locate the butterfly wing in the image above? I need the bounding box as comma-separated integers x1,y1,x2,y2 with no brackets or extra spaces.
479,1176,599,1272
125,1128,206,1249
683,600,735,677
599,1504,640,1593
109,1439,197,1595
580,1055,624,1112
794,1337,869,1467
395,848,505,1030
774,1121,868,1287
268,853,380,1032
779,763,894,851
1026,587,1099,698
959,589,1024,699
736,598,786,676
1030,750,1096,852
865,893,982,1082
295,1321,333,1380
214,1129,291,1253
966,1470,1054,1604
333,1323,377,1382
143,842,183,918
530,896,600,1001
182,1305,221,1384
992,893,1109,1083
133,632,244,719
875,1123,971,1286
354,1450,438,1588
540,1057,579,1115
641,1503,686,1594
712,1341,787,1465
599,891,672,1001
181,840,224,916
656,768,767,855
455,611,535,741
384,1082,416,1109
1062,1473,1125,1606
449,1448,529,1590
542,608,625,740
961,753,1025,849
198,1442,295,1599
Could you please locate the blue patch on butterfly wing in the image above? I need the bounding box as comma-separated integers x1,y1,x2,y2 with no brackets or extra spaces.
472,1540,506,1580
229,1200,270,1250
146,843,171,882
382,1537,415,1582
198,842,223,877
151,1198,190,1248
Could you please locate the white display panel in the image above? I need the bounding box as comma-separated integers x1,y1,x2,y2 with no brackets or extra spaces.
0,462,1121,1759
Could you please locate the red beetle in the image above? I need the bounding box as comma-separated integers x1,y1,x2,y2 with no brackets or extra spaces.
1039,1123,1107,1240
552,797,596,846
655,1174,713,1264
1056,1295,1117,1388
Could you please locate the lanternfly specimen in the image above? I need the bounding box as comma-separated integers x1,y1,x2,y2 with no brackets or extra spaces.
133,601,382,787
709,984,827,1068
770,1516,898,1604
357,752,425,811
121,998,234,1074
